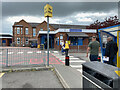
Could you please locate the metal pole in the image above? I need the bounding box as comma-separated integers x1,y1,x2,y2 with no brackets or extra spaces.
47,16,49,66
6,49,8,67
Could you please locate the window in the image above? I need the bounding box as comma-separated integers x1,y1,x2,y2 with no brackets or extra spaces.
25,28,28,34
25,38,28,44
33,28,36,36
57,37,59,45
40,28,43,31
78,38,83,45
60,34,63,39
17,38,20,44
21,28,22,34
17,27,20,34
70,37,83,46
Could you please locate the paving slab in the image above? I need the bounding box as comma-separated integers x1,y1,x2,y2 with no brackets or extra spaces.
2,70,63,88
53,64,83,88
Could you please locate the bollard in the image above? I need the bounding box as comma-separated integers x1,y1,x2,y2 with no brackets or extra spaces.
65,56,69,66
97,56,101,62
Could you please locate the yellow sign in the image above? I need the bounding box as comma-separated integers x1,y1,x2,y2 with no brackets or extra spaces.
117,31,120,68
68,41,71,45
115,70,120,77
44,4,53,17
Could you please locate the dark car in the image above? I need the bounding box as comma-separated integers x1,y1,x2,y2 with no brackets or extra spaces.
31,43,37,48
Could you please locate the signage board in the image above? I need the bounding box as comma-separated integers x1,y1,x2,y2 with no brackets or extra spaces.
44,4,53,17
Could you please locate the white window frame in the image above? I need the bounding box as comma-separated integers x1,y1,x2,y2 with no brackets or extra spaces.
40,28,43,31
17,27,20,34
33,28,36,37
25,28,28,35
17,38,20,44
25,38,28,44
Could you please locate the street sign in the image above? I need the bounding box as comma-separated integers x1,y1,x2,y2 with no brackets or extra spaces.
44,4,53,17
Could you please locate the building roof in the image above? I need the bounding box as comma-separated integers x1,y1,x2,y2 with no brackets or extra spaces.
0,34,13,38
67,32,88,37
14,21,88,29
50,24,87,29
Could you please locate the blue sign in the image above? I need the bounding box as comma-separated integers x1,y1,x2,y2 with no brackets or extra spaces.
70,29,82,32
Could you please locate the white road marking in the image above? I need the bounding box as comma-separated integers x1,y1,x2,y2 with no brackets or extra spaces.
70,65,82,68
0,52,2,54
62,60,86,63
45,51,50,53
27,51,33,54
8,52,13,54
61,56,74,58
70,58,79,60
53,51,59,53
77,69,82,73
36,51,41,53
17,52,23,54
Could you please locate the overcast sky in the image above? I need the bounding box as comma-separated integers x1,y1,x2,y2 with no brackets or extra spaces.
1,2,119,34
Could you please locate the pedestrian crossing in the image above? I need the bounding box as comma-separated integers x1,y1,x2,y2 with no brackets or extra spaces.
0,51,59,55
51,51,87,74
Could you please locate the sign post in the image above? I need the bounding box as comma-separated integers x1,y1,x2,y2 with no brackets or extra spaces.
44,3,53,66
117,31,120,68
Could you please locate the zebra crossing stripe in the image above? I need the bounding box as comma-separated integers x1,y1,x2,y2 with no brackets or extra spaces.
0,52,2,54
70,65,82,68
62,60,86,63
27,51,33,54
36,51,41,53
8,52,13,54
70,58,79,60
53,51,59,53
45,51,50,53
61,56,74,58
17,52,23,54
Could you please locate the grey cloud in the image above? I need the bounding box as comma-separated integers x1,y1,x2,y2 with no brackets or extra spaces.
2,2,118,18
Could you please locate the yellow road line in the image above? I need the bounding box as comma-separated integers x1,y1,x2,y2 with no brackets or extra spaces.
0,73,5,78
115,71,120,77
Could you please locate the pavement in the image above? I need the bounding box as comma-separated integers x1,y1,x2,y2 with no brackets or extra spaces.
2,70,63,88
0,48,94,89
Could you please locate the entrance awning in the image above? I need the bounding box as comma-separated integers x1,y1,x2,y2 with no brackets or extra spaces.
67,32,88,37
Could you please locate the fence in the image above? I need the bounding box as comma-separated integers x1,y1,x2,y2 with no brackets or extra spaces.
69,45,88,53
0,48,47,67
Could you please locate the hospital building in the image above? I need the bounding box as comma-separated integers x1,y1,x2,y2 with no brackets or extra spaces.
12,19,97,50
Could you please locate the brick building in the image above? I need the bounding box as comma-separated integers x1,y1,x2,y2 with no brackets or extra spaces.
0,34,12,46
12,19,97,50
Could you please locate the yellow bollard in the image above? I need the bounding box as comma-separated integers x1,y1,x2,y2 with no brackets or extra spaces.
37,44,40,48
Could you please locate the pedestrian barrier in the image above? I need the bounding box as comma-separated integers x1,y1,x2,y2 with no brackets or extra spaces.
69,45,88,53
0,48,47,67
82,61,120,89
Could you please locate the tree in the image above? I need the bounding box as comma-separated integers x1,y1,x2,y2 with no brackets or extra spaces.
87,15,120,29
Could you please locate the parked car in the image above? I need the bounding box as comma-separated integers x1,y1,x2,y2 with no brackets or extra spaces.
31,43,37,48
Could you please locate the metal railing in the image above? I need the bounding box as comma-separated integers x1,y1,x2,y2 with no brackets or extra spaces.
69,45,88,53
0,48,47,67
